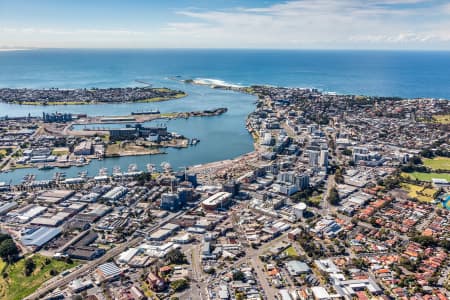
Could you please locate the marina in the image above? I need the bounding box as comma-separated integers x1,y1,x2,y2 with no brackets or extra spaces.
0,83,255,184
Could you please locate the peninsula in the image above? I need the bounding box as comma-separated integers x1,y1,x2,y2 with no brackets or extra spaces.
0,87,187,105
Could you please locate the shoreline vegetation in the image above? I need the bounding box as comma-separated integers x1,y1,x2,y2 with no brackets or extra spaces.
0,87,187,105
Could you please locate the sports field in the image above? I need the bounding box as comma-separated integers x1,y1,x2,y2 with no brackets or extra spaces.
402,172,450,182
423,156,450,171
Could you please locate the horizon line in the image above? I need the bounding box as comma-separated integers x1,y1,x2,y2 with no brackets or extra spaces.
2,47,450,52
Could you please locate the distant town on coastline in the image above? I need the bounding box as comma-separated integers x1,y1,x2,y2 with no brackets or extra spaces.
0,87,186,105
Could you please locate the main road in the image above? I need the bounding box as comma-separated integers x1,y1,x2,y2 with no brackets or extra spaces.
230,208,282,300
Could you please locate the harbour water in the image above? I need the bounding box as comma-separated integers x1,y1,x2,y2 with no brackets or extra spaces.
0,85,255,184
1,49,450,184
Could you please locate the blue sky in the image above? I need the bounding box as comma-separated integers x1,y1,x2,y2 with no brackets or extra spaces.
1,0,449,49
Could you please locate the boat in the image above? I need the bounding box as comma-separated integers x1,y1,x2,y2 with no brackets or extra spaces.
38,164,54,170
131,109,160,115
22,174,33,183
112,166,122,175
98,167,108,176
190,138,200,145
52,172,66,181
160,161,172,173
146,164,155,173
22,174,36,183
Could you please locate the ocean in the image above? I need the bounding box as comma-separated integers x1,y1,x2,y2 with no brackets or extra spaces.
0,49,449,183
1,49,450,98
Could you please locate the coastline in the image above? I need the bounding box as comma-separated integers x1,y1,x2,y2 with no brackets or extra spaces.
6,92,188,106
0,87,187,106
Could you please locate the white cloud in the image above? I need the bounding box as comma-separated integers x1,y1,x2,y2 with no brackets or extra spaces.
167,0,450,49
441,3,450,14
0,0,449,49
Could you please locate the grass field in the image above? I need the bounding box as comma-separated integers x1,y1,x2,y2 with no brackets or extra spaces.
432,114,450,124
423,157,450,171
402,172,450,182
308,194,323,206
0,255,77,300
400,183,437,203
284,246,298,257
159,112,178,118
137,92,186,103
0,260,6,274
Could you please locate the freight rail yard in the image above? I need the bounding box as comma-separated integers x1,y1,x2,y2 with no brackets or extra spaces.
0,85,449,300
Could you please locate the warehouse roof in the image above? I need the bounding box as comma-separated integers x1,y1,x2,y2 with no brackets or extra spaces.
97,262,121,279
21,226,61,248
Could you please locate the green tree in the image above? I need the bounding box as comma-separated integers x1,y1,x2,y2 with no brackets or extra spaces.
439,239,450,251
236,293,245,300
170,279,188,292
327,187,340,206
334,168,345,184
232,270,245,281
420,149,434,158
49,269,59,276
24,258,36,276
165,249,187,265
410,156,423,165
352,258,368,270
0,234,11,244
0,238,19,263
411,235,437,247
